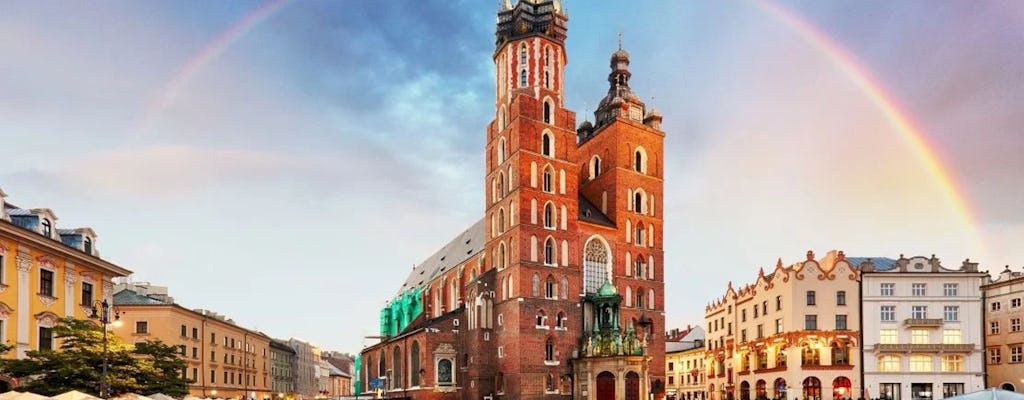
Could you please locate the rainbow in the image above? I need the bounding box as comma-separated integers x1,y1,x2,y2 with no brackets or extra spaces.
135,0,294,140
752,0,986,257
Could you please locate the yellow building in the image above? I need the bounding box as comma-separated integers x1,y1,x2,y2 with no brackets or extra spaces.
981,266,1024,392
0,188,132,367
113,284,272,400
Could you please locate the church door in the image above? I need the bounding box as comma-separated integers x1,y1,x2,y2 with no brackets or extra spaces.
626,371,641,400
597,372,616,400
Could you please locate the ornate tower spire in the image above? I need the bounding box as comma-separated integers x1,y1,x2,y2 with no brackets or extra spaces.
591,37,646,129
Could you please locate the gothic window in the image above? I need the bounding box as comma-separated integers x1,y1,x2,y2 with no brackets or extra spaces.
393,347,403,388
633,191,644,213
544,237,555,265
497,137,506,164
545,338,554,361
536,310,546,326
498,107,506,131
561,276,568,299
519,43,528,65
532,274,540,297
498,172,505,198
635,257,646,280
410,341,421,386
544,71,551,89
636,290,644,309
648,288,655,310
543,167,553,193
543,101,552,124
520,69,527,87
545,277,556,299
498,242,506,269
556,312,566,328
590,156,601,179
585,238,606,294
498,208,506,233
634,147,647,173
541,132,554,157
543,202,554,228
544,47,551,66
636,224,646,245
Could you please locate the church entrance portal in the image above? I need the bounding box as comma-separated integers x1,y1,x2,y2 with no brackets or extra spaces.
626,371,641,400
597,371,616,400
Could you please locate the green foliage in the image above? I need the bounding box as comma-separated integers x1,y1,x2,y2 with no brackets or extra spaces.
1,318,189,397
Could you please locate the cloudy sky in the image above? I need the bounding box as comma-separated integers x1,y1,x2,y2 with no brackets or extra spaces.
1,0,1021,353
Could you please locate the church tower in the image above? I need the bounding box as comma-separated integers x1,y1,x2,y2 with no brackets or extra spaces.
485,1,582,399
574,41,668,400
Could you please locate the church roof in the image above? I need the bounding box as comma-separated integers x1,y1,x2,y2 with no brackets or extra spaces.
578,195,614,227
398,218,485,295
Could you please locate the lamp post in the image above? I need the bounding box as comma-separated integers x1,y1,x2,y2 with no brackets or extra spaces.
90,299,120,398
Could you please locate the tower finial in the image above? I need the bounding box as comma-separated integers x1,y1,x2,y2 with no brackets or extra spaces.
618,31,623,50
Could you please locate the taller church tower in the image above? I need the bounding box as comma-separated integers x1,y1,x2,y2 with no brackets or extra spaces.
485,1,582,399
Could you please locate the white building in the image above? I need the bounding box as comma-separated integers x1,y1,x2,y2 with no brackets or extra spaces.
857,255,986,400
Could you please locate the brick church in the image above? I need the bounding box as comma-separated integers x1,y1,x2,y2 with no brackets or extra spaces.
359,1,666,400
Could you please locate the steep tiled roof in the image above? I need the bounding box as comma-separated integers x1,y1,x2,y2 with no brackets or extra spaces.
398,219,485,294
578,195,614,227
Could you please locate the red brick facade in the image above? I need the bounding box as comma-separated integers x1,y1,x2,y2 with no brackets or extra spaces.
361,2,666,400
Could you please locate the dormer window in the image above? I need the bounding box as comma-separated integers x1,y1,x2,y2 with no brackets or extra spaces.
41,218,52,238
84,237,93,255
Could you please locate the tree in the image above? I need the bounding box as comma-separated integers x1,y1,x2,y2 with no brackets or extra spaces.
2,318,188,397
134,341,190,397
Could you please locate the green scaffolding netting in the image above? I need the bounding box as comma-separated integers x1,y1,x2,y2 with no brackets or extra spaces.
354,355,362,394
379,287,423,337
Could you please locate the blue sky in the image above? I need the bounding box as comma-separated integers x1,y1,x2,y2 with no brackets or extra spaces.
1,0,1022,353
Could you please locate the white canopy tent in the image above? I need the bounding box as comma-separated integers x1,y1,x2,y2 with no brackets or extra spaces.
945,389,1024,400
53,391,102,400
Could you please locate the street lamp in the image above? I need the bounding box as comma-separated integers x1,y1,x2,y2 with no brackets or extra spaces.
90,299,120,398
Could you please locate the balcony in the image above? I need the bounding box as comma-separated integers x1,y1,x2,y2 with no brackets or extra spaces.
904,318,944,327
875,343,975,353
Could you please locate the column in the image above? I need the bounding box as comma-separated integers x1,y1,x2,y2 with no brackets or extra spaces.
16,249,31,358
64,264,77,316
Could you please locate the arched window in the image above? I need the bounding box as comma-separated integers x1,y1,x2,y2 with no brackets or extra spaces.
561,276,568,299
544,338,554,361
636,224,646,245
544,71,551,89
410,341,421,387
556,312,566,328
543,167,553,193
634,147,647,173
541,132,554,157
544,47,551,66
774,378,787,399
532,273,540,297
635,257,646,279
498,107,506,131
498,172,505,198
543,101,552,124
545,277,555,299
635,289,644,309
519,44,528,65
520,69,527,87
393,347,403,389
802,377,821,400
583,237,611,293
498,243,507,269
536,310,546,326
590,156,601,179
625,286,633,307
544,237,555,265
41,218,52,237
498,208,505,234
543,202,554,228
633,190,645,213
497,137,506,164
648,288,655,310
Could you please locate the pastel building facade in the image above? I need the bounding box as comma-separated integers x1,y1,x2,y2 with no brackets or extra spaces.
0,187,132,373
705,250,861,400
859,256,986,400
980,266,1024,392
